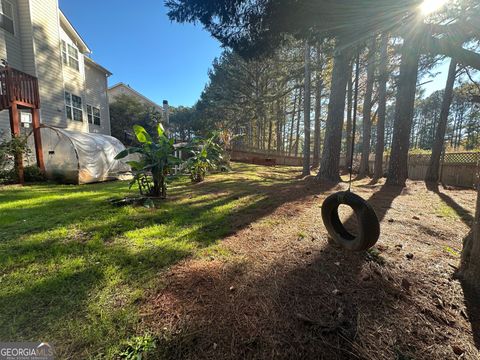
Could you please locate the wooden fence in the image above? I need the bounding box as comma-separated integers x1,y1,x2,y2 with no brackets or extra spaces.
229,148,479,188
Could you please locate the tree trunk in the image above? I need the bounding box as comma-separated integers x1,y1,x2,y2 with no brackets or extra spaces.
268,116,273,151
317,38,352,183
276,100,283,153
425,58,457,183
303,41,312,176
458,183,480,291
359,38,377,178
295,87,302,157
386,36,420,186
345,64,353,169
288,89,298,156
312,44,323,168
373,34,389,181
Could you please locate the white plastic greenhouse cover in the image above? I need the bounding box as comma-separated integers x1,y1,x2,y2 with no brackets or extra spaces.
30,126,130,184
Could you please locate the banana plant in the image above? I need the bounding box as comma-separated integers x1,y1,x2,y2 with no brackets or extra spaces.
115,124,181,198
185,133,224,183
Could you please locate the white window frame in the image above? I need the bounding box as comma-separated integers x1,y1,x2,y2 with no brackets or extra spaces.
61,40,80,71
87,105,101,126
0,0,14,35
65,91,83,122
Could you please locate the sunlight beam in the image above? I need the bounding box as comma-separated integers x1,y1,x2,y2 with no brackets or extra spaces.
420,0,448,15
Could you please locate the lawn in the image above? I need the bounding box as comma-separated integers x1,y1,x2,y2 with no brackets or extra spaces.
0,163,297,359
1,163,477,359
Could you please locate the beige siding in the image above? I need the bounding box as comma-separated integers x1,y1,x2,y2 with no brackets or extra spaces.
0,111,10,140
17,0,35,75
29,0,66,129
85,62,111,135
0,0,24,139
0,0,24,70
60,26,88,132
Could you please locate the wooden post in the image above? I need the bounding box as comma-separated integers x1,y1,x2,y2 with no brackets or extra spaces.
31,108,45,171
9,101,24,184
439,149,446,185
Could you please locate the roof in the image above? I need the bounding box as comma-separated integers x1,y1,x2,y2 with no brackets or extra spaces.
84,57,112,76
59,11,91,54
108,83,163,110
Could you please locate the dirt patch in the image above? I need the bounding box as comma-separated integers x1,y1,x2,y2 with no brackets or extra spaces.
142,176,478,359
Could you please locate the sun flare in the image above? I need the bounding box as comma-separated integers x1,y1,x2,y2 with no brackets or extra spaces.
420,0,448,15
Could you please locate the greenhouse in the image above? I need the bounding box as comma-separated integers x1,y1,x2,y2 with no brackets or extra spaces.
27,125,130,184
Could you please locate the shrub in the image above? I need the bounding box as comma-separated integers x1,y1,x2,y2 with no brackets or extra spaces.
115,124,181,198
0,135,30,167
24,165,46,183
185,133,224,183
0,168,16,185
0,135,31,184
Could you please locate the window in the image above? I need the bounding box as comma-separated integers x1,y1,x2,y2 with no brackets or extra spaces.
0,0,14,35
65,92,83,122
87,105,101,125
87,105,92,123
61,40,79,71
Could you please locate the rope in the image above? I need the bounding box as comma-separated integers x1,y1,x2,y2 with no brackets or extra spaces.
348,52,361,191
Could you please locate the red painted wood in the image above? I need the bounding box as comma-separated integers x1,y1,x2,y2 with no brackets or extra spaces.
32,108,45,172
9,102,24,184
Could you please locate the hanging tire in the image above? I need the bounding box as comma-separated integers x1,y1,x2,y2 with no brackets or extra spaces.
321,191,380,251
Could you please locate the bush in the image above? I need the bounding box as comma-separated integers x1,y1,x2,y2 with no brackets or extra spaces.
24,166,46,183
0,168,16,185
0,136,30,168
0,135,31,184
185,133,224,183
115,124,181,198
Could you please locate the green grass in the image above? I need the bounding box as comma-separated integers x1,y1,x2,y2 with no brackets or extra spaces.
0,163,296,359
436,202,459,219
436,200,472,221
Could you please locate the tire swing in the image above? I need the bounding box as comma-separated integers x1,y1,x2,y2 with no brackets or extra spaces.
321,53,380,251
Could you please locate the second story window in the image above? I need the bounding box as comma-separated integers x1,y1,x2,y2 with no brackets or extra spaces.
61,40,79,71
0,0,14,35
87,105,101,126
65,92,83,122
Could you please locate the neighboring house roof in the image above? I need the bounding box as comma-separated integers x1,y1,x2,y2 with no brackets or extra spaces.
59,11,91,54
108,83,163,111
85,56,112,76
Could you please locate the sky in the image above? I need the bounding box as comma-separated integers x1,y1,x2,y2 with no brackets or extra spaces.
59,0,223,108
60,0,450,108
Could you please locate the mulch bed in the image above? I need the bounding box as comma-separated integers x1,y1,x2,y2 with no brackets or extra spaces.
141,177,478,359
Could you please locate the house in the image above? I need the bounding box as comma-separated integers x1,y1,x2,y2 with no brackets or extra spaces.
108,83,164,113
0,0,112,141
0,0,124,184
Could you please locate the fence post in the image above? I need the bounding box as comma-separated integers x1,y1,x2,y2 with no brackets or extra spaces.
439,149,446,185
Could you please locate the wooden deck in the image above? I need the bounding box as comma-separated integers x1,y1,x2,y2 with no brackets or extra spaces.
0,66,40,110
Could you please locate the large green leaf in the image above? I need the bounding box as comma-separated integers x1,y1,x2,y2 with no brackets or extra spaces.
115,147,144,160
167,155,181,165
157,123,165,137
133,125,152,144
126,161,143,171
114,149,130,160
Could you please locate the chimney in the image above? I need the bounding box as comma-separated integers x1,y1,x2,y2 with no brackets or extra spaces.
163,100,169,125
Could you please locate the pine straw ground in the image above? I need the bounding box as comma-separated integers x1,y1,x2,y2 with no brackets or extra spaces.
141,166,478,360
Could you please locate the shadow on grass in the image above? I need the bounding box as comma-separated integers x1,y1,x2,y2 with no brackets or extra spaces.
150,240,412,359
144,181,419,359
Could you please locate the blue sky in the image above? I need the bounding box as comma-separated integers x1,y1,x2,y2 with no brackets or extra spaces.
59,0,223,107
60,0,449,107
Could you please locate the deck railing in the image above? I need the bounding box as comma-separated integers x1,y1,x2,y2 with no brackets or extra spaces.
0,66,40,110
